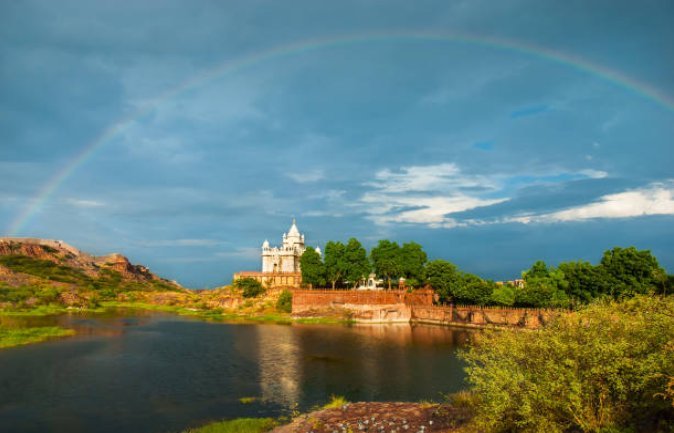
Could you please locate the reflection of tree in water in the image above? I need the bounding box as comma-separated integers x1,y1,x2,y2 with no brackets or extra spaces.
255,324,301,407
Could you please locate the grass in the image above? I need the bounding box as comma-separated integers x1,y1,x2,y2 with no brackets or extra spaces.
0,326,75,348
0,304,108,316
323,394,349,409
183,417,276,433
238,396,257,404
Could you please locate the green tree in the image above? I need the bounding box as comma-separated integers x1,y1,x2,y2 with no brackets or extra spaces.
370,240,402,289
276,289,292,313
324,241,346,289
343,238,370,289
399,242,427,284
452,273,494,305
558,260,610,304
233,277,265,298
425,259,461,303
599,246,667,297
460,295,674,433
519,261,570,308
490,283,516,306
300,246,325,288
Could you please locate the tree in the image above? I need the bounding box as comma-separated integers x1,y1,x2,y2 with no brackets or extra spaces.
343,238,370,288
425,259,460,303
233,277,265,298
558,260,610,304
370,240,402,289
490,283,516,306
324,241,346,289
452,273,494,305
599,246,667,297
519,261,570,308
300,247,325,288
399,242,427,284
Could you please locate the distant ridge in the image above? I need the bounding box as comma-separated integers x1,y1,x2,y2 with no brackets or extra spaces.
0,237,182,288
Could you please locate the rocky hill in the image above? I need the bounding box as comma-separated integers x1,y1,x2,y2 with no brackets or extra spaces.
0,237,182,293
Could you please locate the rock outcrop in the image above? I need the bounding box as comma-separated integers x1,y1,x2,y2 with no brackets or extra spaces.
0,237,181,288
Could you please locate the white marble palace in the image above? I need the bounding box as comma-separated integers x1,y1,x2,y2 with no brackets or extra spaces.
234,219,319,288
262,219,312,273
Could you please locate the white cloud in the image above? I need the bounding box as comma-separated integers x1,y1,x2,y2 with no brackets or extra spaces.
358,162,672,229
578,169,608,179
216,247,261,259
137,238,223,247
287,169,325,183
360,163,507,227
512,182,674,223
67,198,106,208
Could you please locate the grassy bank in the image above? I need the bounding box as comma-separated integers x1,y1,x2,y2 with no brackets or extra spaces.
0,326,75,348
183,417,277,433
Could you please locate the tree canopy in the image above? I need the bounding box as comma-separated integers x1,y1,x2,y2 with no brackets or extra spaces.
300,246,325,288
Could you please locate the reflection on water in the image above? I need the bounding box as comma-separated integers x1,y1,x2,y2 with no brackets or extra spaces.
256,325,301,406
0,311,473,433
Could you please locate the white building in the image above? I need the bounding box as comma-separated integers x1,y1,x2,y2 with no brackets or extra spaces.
261,219,309,273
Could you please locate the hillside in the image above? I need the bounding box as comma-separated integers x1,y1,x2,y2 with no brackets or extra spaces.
0,237,186,310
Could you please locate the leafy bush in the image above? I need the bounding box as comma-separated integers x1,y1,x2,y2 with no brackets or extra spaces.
460,295,674,432
276,289,293,313
234,277,265,298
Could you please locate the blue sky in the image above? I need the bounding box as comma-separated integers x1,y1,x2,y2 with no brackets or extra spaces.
1,0,673,287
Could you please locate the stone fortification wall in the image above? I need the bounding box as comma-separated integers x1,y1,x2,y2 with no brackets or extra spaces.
291,289,560,328
411,305,560,329
291,289,431,323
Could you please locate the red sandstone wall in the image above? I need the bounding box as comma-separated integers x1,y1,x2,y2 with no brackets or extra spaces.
292,289,434,310
411,305,560,329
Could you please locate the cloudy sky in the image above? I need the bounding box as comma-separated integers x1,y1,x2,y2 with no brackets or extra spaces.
1,0,673,287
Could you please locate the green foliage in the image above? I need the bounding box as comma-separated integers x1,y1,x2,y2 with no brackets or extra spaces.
490,284,516,306
233,278,265,298
323,394,349,409
519,261,570,308
0,326,75,348
343,238,370,288
558,260,611,303
276,289,292,313
370,240,402,289
600,247,667,297
0,255,90,284
399,242,427,282
183,417,276,433
453,274,495,305
324,241,346,289
300,247,325,287
460,295,674,433
425,259,461,302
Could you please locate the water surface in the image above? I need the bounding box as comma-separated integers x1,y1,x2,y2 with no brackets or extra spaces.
0,311,471,433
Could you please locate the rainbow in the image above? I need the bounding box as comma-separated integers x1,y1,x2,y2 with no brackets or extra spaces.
7,30,674,235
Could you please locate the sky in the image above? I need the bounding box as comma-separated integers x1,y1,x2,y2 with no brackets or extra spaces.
1,0,673,288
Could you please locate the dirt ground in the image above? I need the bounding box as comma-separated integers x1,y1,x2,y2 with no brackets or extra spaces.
271,402,471,433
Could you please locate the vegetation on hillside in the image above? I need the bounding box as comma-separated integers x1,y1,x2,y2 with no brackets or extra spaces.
233,277,266,298
460,295,674,433
0,254,182,312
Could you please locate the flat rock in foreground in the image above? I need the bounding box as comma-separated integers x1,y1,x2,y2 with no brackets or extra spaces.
272,402,470,433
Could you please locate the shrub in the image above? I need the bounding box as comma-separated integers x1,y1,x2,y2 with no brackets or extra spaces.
234,278,265,298
460,295,674,432
276,289,293,313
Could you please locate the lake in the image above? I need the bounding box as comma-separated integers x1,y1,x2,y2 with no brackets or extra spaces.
0,310,472,433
